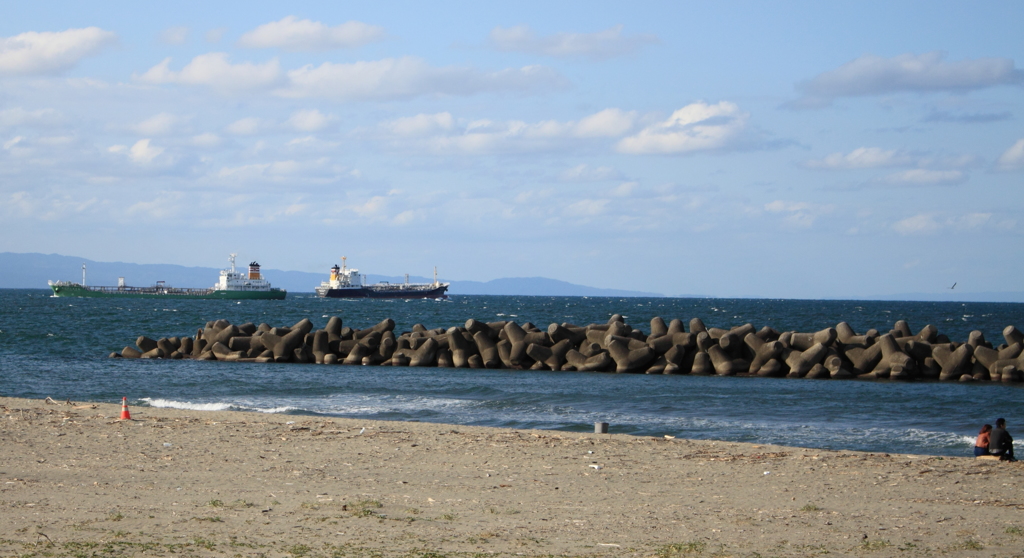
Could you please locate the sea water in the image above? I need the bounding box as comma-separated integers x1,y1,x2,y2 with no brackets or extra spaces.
1,289,1022,457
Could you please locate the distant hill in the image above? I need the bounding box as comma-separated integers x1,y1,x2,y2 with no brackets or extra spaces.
450,277,662,297
0,252,662,297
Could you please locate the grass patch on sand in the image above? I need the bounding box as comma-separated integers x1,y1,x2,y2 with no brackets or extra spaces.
349,499,383,517
799,504,823,512
657,541,707,556
859,539,891,551
286,543,312,556
944,538,984,551
191,536,216,550
7,538,239,558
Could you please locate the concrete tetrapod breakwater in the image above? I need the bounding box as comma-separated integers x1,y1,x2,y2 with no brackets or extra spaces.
111,315,1024,382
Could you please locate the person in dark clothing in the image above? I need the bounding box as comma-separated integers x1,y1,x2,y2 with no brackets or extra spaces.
988,418,1015,461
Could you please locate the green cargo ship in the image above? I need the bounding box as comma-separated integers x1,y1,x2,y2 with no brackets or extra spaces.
48,254,286,300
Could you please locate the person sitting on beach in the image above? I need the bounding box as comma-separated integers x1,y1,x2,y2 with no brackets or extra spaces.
988,418,1015,461
974,424,992,457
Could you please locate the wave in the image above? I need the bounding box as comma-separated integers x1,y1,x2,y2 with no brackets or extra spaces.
136,393,979,456
141,397,296,414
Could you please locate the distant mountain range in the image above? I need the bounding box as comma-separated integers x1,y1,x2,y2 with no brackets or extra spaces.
4,252,1022,301
0,252,663,297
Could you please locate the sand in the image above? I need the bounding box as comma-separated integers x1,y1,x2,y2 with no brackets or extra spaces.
2,396,1023,557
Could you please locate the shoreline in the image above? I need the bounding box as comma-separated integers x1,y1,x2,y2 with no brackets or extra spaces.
3,396,1023,557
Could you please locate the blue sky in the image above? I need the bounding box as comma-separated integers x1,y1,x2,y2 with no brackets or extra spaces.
2,1,1022,298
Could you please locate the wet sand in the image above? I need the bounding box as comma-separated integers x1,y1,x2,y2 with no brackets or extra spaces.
2,396,1023,557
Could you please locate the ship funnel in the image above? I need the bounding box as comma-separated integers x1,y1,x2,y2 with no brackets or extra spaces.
248,262,261,280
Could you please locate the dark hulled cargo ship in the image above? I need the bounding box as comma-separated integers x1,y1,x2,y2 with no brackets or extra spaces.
314,257,449,299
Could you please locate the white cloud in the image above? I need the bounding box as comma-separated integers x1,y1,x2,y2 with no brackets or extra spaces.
574,108,635,137
559,164,623,182
3,136,24,150
0,107,60,128
205,28,226,44
616,101,747,154
351,195,389,218
159,26,189,45
0,27,116,76
804,147,914,169
894,214,933,235
764,200,834,228
283,136,341,152
489,24,657,60
215,158,340,182
610,182,638,197
382,112,455,137
564,198,608,217
191,133,222,147
392,209,421,225
285,109,333,132
219,161,300,178
917,153,982,170
996,139,1024,170
107,140,166,165
277,57,564,100
137,53,562,100
36,135,74,146
884,169,965,185
795,52,1024,107
132,113,183,136
238,16,384,51
110,139,165,164
125,192,185,219
377,108,635,154
1,191,98,221
893,212,994,235
955,213,991,230
224,117,265,135
138,53,283,93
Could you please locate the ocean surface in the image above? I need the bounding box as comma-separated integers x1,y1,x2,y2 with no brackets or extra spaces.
1,288,1022,457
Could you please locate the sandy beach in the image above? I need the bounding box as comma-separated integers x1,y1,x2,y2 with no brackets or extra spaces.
2,396,1022,557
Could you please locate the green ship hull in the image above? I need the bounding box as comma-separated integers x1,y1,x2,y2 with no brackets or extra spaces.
49,283,286,300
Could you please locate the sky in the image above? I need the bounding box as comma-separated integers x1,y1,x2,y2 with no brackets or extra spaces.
1,1,1022,298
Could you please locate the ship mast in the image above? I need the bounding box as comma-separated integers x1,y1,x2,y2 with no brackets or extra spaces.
341,256,347,273
433,266,438,287
82,264,87,286
228,253,237,274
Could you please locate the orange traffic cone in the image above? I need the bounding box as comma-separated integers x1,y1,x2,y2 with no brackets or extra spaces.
120,397,132,420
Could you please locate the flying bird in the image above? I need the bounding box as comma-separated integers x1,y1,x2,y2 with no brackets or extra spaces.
950,282,956,290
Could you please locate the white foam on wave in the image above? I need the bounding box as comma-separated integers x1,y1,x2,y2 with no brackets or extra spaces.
142,398,233,412
143,397,300,414
313,394,476,416
144,392,477,418
250,406,297,414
